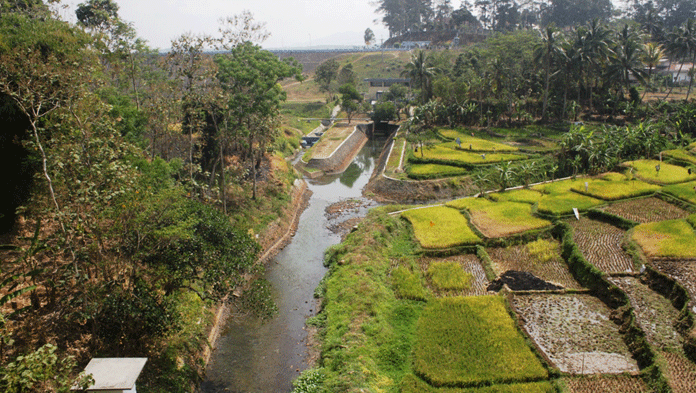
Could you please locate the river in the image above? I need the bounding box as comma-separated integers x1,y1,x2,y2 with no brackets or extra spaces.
200,138,383,393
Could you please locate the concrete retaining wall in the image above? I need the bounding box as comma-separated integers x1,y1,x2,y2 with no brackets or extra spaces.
307,124,369,174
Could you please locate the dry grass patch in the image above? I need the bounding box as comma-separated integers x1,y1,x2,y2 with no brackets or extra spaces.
567,218,635,273
622,159,696,185
402,206,481,249
600,197,691,223
487,241,582,290
631,219,696,259
512,294,639,374
446,198,552,238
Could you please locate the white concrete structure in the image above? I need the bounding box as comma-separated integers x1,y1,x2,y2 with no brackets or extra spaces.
74,358,147,393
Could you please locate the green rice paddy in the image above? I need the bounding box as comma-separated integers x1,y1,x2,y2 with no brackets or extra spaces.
622,160,696,185
631,219,696,259
402,206,481,248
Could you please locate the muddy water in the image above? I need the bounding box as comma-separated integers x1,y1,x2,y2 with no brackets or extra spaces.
201,139,383,393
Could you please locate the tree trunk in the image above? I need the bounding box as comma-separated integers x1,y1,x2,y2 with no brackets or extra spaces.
541,56,550,121
664,62,684,100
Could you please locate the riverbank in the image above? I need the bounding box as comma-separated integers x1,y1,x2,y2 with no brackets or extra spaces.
202,177,312,366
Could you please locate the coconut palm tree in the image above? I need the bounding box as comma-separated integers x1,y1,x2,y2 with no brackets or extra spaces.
606,25,647,100
581,19,612,112
534,24,562,121
401,50,436,103
664,20,696,100
641,42,666,100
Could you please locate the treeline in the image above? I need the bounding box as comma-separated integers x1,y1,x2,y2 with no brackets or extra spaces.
374,0,695,37
0,1,301,392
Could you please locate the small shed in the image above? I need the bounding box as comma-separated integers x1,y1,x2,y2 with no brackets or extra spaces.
74,358,147,393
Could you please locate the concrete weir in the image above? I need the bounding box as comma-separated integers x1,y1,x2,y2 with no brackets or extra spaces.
306,123,369,174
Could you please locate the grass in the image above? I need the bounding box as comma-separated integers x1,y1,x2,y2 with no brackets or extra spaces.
663,149,696,165
622,159,696,185
446,198,552,238
489,189,544,204
662,180,696,205
402,206,481,249
400,374,555,392
631,219,696,259
413,296,548,387
570,177,661,201
418,145,526,165
427,261,473,291
392,265,429,301
438,129,519,152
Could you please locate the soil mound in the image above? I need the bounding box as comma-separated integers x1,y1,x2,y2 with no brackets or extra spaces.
487,270,563,292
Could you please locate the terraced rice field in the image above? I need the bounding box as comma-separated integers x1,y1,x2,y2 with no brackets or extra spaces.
512,294,639,374
567,218,635,273
563,375,649,393
419,254,490,296
609,277,681,350
661,351,696,393
487,242,582,289
650,259,696,310
600,197,691,223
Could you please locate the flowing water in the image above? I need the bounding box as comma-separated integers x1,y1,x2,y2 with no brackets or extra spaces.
201,139,383,393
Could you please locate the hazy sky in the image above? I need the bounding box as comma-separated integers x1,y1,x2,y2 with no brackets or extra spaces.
55,0,457,50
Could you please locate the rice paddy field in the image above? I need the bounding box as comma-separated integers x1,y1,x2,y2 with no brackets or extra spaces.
417,144,526,165
447,198,552,238
562,375,649,393
631,219,696,259
608,277,682,350
489,188,544,204
533,178,605,215
662,180,696,205
600,197,692,223
511,294,640,374
570,178,661,201
402,205,481,249
413,296,548,387
663,148,696,166
438,129,520,152
649,259,696,309
661,350,696,393
622,160,696,185
419,255,490,297
566,218,636,273
487,241,582,290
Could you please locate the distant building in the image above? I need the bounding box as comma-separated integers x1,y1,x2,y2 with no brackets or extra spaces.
363,78,411,101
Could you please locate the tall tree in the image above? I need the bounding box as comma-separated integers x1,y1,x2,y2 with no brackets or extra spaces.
606,24,647,99
664,20,696,100
215,43,301,199
641,42,665,100
364,28,375,45
338,84,363,124
401,50,436,102
541,0,613,28
534,25,561,121
315,58,340,95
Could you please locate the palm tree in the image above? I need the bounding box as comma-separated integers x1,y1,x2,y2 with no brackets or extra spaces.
401,50,436,103
641,42,666,100
582,19,612,112
606,25,647,100
664,20,696,100
534,24,561,121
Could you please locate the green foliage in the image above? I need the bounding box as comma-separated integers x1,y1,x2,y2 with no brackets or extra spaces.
402,206,481,248
314,59,340,93
392,265,429,301
0,344,93,393
427,261,473,291
489,189,544,204
291,368,326,393
237,277,278,319
413,296,548,387
372,101,398,124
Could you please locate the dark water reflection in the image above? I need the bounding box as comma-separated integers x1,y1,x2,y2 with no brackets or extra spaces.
201,138,383,393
